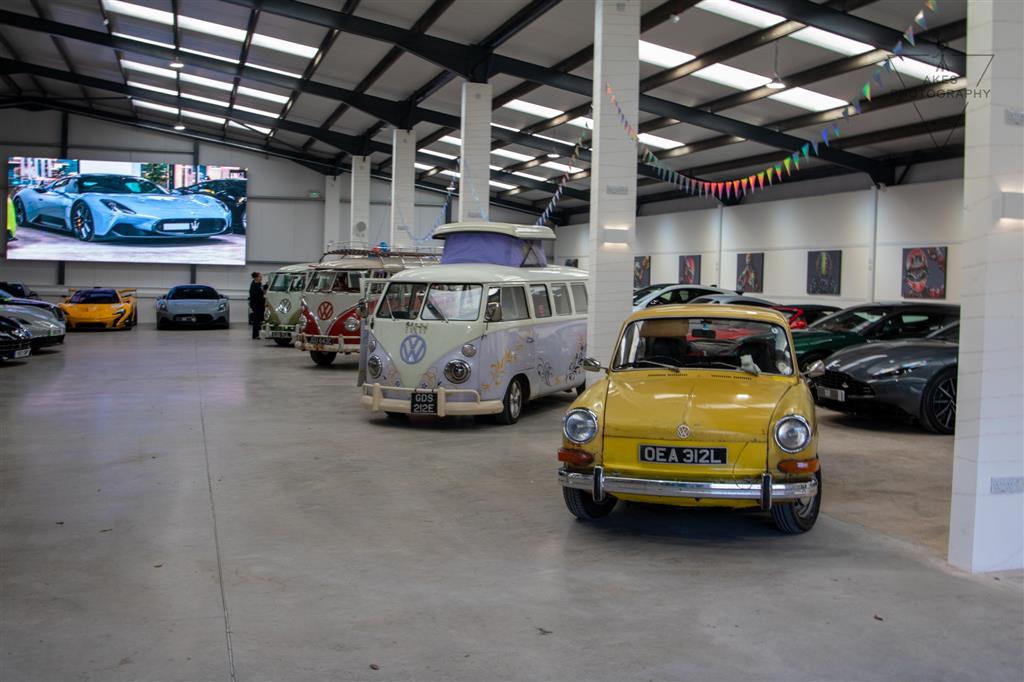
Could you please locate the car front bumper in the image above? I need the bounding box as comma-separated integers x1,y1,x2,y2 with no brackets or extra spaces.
559,466,818,508
30,333,65,348
295,333,357,354
361,383,504,416
100,214,230,239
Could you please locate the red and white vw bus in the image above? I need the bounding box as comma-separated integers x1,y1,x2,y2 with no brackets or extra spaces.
296,248,438,366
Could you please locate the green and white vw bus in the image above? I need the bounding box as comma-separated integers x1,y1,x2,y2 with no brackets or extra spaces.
262,263,314,346
361,222,588,424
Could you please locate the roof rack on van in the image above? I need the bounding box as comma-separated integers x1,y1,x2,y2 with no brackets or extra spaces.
321,242,441,262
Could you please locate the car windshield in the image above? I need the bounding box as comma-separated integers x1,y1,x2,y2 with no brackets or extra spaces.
307,270,365,293
268,274,290,292
70,290,119,304
633,285,664,303
613,317,794,376
811,308,885,333
420,284,482,321
169,287,219,300
377,282,427,320
79,176,166,195
928,324,959,343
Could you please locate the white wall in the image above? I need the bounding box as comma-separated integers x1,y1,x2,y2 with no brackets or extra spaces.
0,110,537,322
555,179,965,305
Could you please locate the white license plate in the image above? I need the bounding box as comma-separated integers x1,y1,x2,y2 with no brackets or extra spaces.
267,330,290,338
163,222,192,232
818,387,846,402
309,335,334,345
14,348,30,358
181,315,196,322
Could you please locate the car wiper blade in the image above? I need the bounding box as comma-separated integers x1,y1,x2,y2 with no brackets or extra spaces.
634,359,680,373
425,300,448,322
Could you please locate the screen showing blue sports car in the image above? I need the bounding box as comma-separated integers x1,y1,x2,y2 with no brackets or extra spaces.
5,157,246,265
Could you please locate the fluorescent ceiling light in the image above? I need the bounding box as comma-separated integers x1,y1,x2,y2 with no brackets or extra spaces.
638,133,682,150
790,27,873,56
121,58,176,79
438,135,462,146
489,180,517,190
513,170,548,182
440,170,459,178
414,162,434,171
638,40,694,69
237,85,290,104
503,99,563,119
420,148,457,160
888,57,960,82
696,0,784,28
542,161,583,173
768,87,847,111
491,148,533,162
228,121,272,135
126,81,230,107
693,63,772,90
120,57,294,105
102,0,317,58
133,99,226,125
232,103,280,119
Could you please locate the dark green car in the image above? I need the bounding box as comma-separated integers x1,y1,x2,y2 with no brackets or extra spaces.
793,302,960,369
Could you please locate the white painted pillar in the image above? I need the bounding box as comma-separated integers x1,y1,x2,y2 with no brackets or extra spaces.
349,155,370,245
323,175,343,252
390,129,416,248
459,82,492,222
948,0,1024,573
586,0,639,370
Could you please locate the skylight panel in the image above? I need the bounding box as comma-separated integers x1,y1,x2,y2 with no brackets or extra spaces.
132,100,226,125
542,161,583,173
790,27,873,56
421,148,457,160
502,99,563,119
121,59,177,79
638,133,682,150
491,148,534,162
126,81,231,108
414,162,434,171
232,103,281,119
638,40,695,69
438,135,462,146
489,180,517,190
889,57,960,81
103,0,317,59
696,0,785,28
236,85,290,104
693,63,772,90
512,170,548,182
768,87,847,111
228,121,273,135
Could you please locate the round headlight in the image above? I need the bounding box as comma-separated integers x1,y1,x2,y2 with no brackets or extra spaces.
343,317,360,332
461,343,477,358
774,415,811,453
563,408,598,444
367,355,382,379
444,359,471,384
263,308,270,321
367,338,377,353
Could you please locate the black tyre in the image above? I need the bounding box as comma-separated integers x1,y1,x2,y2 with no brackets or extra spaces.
310,350,336,367
273,337,292,347
921,367,957,434
563,486,617,519
156,317,168,330
495,375,526,425
70,202,96,241
385,411,408,422
770,470,822,534
12,196,28,226
799,350,830,373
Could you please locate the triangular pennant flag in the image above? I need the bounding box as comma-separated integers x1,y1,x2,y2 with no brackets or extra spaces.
741,177,749,193
882,58,894,73
862,83,872,102
873,69,883,86
925,0,936,10
716,182,724,197
812,140,820,156
893,41,904,56
726,182,732,199
748,175,755,191
904,25,916,46
792,153,801,171
606,82,613,95
854,99,862,114
915,10,927,28
732,180,740,196
783,157,792,175
801,143,810,160
832,124,841,138
757,171,765,189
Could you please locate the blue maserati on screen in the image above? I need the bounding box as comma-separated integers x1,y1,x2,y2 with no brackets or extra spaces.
11,173,232,241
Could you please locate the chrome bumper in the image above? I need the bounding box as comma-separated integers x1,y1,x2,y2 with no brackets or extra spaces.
361,383,503,417
558,466,817,510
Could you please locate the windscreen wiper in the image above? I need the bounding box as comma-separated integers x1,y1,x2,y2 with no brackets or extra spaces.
425,300,448,322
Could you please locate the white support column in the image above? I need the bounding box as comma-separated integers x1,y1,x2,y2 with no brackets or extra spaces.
323,175,343,252
390,129,416,248
349,155,371,245
948,0,1024,573
459,82,492,222
586,0,639,371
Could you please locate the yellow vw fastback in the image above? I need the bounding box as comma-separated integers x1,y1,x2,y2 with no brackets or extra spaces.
558,304,821,533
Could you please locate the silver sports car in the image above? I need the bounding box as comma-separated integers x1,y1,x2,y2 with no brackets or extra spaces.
0,303,65,349
156,285,230,328
810,323,959,434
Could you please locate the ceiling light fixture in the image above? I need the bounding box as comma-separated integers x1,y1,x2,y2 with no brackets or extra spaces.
169,56,185,69
446,179,457,192
546,152,560,159
766,41,786,89
174,119,186,130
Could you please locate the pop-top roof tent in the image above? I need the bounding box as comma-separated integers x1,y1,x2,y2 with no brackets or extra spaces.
433,222,554,268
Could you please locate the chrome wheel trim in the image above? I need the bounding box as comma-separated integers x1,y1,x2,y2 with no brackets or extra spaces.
13,197,25,224
931,377,957,431
509,380,523,420
72,204,93,239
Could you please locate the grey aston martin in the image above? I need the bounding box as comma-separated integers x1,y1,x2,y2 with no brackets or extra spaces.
156,285,230,328
810,322,959,434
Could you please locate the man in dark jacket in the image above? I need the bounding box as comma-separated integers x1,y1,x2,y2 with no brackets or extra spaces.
249,272,265,339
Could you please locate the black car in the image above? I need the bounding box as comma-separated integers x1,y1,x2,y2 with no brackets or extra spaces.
0,287,65,321
0,281,39,299
0,315,32,361
176,178,246,233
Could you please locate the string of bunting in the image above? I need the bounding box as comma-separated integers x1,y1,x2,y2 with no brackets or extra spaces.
605,0,941,201
535,127,590,226
399,183,455,244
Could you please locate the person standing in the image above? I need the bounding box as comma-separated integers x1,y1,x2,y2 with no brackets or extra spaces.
249,271,265,339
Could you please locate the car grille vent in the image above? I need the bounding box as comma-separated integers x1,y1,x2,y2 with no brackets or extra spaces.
817,370,875,397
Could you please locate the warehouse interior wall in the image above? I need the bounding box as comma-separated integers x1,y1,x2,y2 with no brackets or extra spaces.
556,179,965,306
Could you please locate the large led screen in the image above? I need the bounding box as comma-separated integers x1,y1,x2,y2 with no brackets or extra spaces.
5,157,246,265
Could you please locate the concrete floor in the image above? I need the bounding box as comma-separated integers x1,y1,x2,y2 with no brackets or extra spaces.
2,326,1022,681
6,226,245,264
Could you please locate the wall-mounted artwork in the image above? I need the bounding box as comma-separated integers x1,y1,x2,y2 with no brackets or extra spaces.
564,258,579,268
634,255,651,289
678,255,701,284
806,250,842,295
902,247,947,299
736,252,764,293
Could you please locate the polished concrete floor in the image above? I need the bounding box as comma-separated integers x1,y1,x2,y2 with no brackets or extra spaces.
2,326,1022,681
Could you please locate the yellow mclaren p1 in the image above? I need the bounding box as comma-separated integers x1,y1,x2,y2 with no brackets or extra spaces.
60,288,138,331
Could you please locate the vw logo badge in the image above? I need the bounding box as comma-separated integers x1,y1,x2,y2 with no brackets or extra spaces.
317,301,334,320
676,424,691,439
400,334,427,364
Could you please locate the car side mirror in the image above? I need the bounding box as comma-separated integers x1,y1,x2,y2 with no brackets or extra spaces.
804,360,826,379
357,300,368,318
485,301,502,323
582,357,605,373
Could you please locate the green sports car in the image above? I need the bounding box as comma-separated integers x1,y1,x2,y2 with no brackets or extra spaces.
793,302,959,369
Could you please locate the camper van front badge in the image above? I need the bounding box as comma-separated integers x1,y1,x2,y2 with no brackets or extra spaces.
400,334,427,364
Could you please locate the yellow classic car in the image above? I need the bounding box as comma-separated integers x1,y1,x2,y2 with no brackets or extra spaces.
60,288,138,331
557,304,821,533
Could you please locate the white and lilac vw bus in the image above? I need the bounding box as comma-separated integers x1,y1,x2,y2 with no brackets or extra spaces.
361,222,588,424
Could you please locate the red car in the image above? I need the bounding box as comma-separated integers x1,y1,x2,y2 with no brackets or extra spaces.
773,305,841,330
